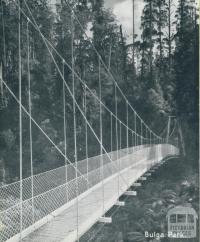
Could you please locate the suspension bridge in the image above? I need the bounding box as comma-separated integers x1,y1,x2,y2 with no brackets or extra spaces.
0,1,179,242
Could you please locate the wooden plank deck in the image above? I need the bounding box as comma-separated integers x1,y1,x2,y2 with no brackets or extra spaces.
21,152,163,242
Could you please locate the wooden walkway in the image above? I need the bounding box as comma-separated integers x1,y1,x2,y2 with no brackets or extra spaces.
21,149,165,242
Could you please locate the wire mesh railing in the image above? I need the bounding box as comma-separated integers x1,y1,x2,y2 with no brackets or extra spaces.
0,144,179,242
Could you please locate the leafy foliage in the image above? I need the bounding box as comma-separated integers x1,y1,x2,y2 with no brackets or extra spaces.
0,0,198,181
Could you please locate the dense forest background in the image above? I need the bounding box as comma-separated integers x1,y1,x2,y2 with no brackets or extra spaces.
0,0,199,241
0,0,198,184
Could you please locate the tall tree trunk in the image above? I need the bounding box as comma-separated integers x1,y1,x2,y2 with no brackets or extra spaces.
158,1,162,79
141,47,145,81
193,5,198,52
141,41,145,82
168,0,172,71
141,25,145,82
132,0,135,75
149,0,153,83
120,25,127,82
180,0,184,42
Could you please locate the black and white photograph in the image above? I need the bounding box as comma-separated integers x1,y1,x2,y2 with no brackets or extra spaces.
0,0,199,241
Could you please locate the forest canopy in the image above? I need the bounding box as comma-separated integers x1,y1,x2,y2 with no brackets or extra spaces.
0,0,198,183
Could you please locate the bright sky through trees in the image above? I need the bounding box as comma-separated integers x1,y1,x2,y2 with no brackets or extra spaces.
105,0,144,42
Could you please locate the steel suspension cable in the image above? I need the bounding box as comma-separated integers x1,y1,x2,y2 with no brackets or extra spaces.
132,131,134,152
71,11,79,241
0,79,89,175
126,101,131,177
84,83,89,188
13,0,132,138
169,119,177,138
65,0,160,139
1,0,6,105
19,3,138,165
150,130,152,146
63,0,161,140
8,3,174,229
62,59,68,201
141,120,143,146
119,121,121,174
14,0,161,142
20,0,151,193
114,84,120,198
98,57,104,214
110,113,113,174
1,0,6,64
18,0,23,240
1,77,132,236
134,111,137,149
110,113,113,154
145,124,148,146
0,58,139,234
0,4,101,228
27,19,34,224
126,101,129,155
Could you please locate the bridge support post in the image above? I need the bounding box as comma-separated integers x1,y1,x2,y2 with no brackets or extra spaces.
115,201,125,206
99,217,112,223
132,182,142,187
138,177,147,181
124,191,137,196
